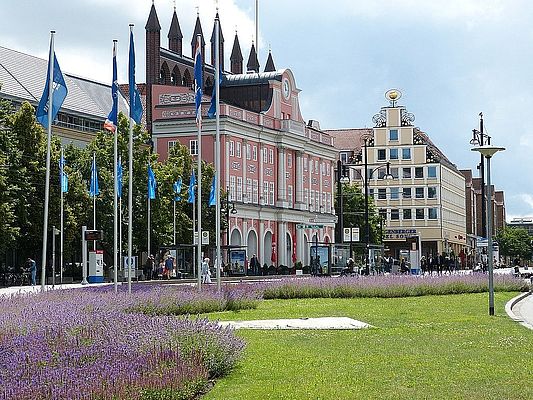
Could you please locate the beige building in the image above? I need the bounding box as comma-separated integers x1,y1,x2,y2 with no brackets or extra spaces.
328,92,467,259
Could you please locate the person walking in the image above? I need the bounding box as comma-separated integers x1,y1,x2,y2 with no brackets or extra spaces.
27,257,36,286
201,257,211,284
145,255,154,280
164,256,174,280
249,254,259,276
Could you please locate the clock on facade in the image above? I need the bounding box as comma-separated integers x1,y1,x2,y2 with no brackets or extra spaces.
282,78,290,99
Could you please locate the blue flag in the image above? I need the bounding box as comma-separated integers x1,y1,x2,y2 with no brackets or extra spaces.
117,157,123,198
129,30,143,124
208,174,216,206
174,178,182,202
89,156,99,197
36,45,68,128
59,154,68,193
207,68,223,119
148,164,156,200
188,170,196,204
104,42,118,132
193,36,203,127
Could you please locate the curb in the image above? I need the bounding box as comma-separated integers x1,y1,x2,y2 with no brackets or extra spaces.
505,291,533,331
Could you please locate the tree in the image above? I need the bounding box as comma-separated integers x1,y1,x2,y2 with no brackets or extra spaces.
495,227,533,262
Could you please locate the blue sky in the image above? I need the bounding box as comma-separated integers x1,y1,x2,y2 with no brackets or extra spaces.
1,0,532,219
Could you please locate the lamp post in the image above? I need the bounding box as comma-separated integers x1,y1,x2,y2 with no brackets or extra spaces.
221,191,237,266
336,159,350,244
472,145,505,316
363,138,393,275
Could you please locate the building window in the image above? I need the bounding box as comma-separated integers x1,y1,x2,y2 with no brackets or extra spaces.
189,140,198,155
427,166,437,178
229,141,235,156
263,148,268,163
428,208,438,219
253,180,258,203
246,178,252,203
377,149,386,161
304,157,308,171
403,187,411,199
340,153,348,163
403,209,412,220
390,167,399,179
315,160,319,174
378,188,386,200
288,154,293,168
246,143,251,160
269,149,274,164
378,169,387,179
416,208,424,220
327,163,330,176
236,142,241,158
402,148,411,160
237,177,243,202
263,182,269,204
415,187,424,199
428,187,437,199
269,182,275,205
390,187,399,200
304,189,309,208
389,148,398,160
402,167,411,179
288,185,293,206
389,129,399,141
391,209,400,220
168,141,176,152
253,145,257,161
415,167,423,178
369,188,374,199
309,189,314,210
229,176,236,201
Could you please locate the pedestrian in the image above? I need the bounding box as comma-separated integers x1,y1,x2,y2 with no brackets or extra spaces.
250,254,259,275
145,255,154,280
201,257,211,284
27,257,36,286
165,256,174,280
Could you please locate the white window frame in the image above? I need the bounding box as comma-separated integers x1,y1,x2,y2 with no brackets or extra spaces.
229,140,235,156
252,145,257,161
246,143,251,160
168,140,176,152
236,142,241,158
288,154,292,168
253,180,259,203
269,149,274,164
189,140,198,156
237,177,243,202
229,175,236,201
246,178,252,203
269,182,275,205
263,182,269,205
263,147,268,163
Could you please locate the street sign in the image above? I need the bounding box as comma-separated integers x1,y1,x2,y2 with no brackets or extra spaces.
296,223,324,229
84,230,103,241
343,227,360,242
194,231,210,245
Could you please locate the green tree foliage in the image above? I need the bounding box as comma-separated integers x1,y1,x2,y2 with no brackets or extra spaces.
495,226,533,261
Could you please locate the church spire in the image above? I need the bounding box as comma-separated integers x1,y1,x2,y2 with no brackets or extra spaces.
168,7,183,55
264,49,275,72
246,41,259,73
191,13,205,60
230,31,243,74
145,1,161,32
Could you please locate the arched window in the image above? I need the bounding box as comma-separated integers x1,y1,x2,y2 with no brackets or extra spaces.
171,66,181,86
183,69,192,88
159,62,170,85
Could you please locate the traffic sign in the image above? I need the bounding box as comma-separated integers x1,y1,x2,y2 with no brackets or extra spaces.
296,223,324,229
343,227,360,242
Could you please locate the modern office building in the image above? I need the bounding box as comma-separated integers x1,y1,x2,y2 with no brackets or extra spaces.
328,91,467,260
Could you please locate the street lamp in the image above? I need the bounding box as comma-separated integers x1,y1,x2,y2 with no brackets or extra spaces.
472,145,505,316
336,159,350,244
470,113,491,239
221,191,237,265
363,138,393,275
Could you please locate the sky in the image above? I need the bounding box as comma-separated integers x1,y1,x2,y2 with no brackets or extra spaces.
1,0,532,220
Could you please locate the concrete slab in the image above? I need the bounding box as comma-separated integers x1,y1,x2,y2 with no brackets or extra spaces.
218,317,371,330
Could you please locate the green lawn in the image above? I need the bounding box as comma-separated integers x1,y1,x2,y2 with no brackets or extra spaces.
204,292,533,399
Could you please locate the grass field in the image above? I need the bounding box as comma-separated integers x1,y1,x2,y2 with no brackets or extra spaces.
203,292,533,400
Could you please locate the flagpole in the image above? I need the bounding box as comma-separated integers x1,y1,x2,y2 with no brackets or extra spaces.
148,189,151,259
119,196,122,274
109,40,119,291
93,152,97,251
214,14,222,292
60,146,64,285
193,199,196,278
127,24,135,294
173,197,176,248
40,30,55,292
195,33,203,292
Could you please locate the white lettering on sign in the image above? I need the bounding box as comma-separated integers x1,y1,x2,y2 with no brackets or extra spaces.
159,93,195,105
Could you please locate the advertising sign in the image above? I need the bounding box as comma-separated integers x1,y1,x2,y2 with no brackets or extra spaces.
229,249,246,275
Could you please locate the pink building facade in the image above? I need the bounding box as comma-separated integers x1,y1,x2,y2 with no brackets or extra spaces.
152,69,337,267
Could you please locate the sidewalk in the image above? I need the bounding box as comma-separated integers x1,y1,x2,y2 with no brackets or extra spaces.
0,282,115,297
507,291,533,330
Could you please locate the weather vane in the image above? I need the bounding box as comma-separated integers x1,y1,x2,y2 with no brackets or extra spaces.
385,89,402,107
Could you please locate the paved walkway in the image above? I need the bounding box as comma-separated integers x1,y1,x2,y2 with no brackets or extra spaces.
0,282,115,297
508,291,533,330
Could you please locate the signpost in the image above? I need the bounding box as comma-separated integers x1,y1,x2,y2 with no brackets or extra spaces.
296,224,324,229
343,227,360,243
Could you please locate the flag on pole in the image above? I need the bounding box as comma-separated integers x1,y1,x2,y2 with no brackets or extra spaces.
193,35,203,127
36,48,68,128
104,42,119,132
59,154,68,193
208,174,216,206
129,30,143,124
188,170,196,204
207,68,223,119
174,178,182,201
90,156,99,197
117,157,123,198
148,164,156,200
